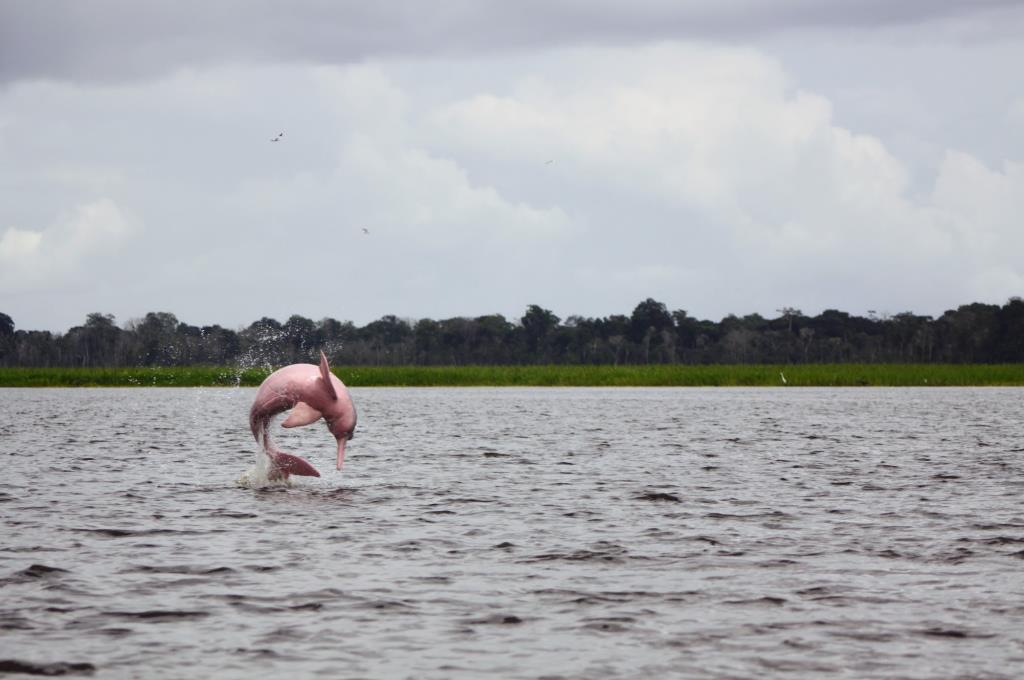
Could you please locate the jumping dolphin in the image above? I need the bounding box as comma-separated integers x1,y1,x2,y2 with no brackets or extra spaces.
249,351,357,479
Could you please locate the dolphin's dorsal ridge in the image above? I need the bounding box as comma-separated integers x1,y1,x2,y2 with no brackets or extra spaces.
319,350,338,401
281,401,323,428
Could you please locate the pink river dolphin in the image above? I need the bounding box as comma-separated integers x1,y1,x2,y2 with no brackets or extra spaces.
249,351,357,479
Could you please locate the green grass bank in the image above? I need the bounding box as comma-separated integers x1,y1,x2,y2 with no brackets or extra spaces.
1,364,1023,387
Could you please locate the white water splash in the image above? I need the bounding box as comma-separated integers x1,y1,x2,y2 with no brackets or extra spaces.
235,447,292,489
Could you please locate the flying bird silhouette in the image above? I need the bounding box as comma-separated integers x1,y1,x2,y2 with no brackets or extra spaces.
270,131,284,142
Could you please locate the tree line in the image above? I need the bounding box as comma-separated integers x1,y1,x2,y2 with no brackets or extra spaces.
1,297,1022,368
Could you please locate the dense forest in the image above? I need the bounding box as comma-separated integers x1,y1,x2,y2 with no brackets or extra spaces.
1,298,1023,368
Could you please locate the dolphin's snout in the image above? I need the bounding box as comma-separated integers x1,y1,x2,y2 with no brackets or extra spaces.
336,437,347,470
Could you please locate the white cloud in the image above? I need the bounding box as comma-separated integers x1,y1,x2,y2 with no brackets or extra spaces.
336,137,574,245
223,64,575,253
1010,95,1024,125
0,198,137,291
0,228,43,260
1,40,1021,330
931,151,1024,297
428,44,1023,316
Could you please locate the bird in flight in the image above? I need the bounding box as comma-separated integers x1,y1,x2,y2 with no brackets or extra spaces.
361,228,370,235
544,159,554,165
270,131,284,142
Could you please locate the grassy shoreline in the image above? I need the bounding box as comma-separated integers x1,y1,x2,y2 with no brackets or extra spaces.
1,364,1023,387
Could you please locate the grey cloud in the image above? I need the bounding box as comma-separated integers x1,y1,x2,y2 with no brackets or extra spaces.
2,0,1021,84
2,40,1021,332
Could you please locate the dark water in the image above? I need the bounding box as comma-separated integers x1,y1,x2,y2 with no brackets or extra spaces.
1,386,1023,679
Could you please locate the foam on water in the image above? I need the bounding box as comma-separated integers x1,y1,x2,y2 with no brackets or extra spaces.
235,449,292,490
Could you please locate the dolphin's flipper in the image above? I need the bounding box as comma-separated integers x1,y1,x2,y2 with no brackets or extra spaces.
282,401,322,428
274,452,321,477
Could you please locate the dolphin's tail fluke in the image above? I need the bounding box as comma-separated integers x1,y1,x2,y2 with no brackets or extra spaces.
257,424,321,478
272,451,321,478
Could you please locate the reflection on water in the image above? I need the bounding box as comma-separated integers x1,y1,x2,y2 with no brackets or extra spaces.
1,386,1023,678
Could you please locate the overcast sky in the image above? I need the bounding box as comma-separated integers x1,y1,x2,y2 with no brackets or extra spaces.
2,1,1023,332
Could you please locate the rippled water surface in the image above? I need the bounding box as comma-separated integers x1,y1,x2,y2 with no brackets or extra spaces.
2,386,1023,679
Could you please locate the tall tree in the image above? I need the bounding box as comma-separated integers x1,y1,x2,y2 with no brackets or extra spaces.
991,297,1024,361
630,299,674,362
0,313,14,365
362,315,413,364
521,305,560,360
62,313,122,366
128,312,180,365
240,317,287,366
283,315,319,360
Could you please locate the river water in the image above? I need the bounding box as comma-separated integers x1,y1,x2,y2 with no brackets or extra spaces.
1,386,1022,679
